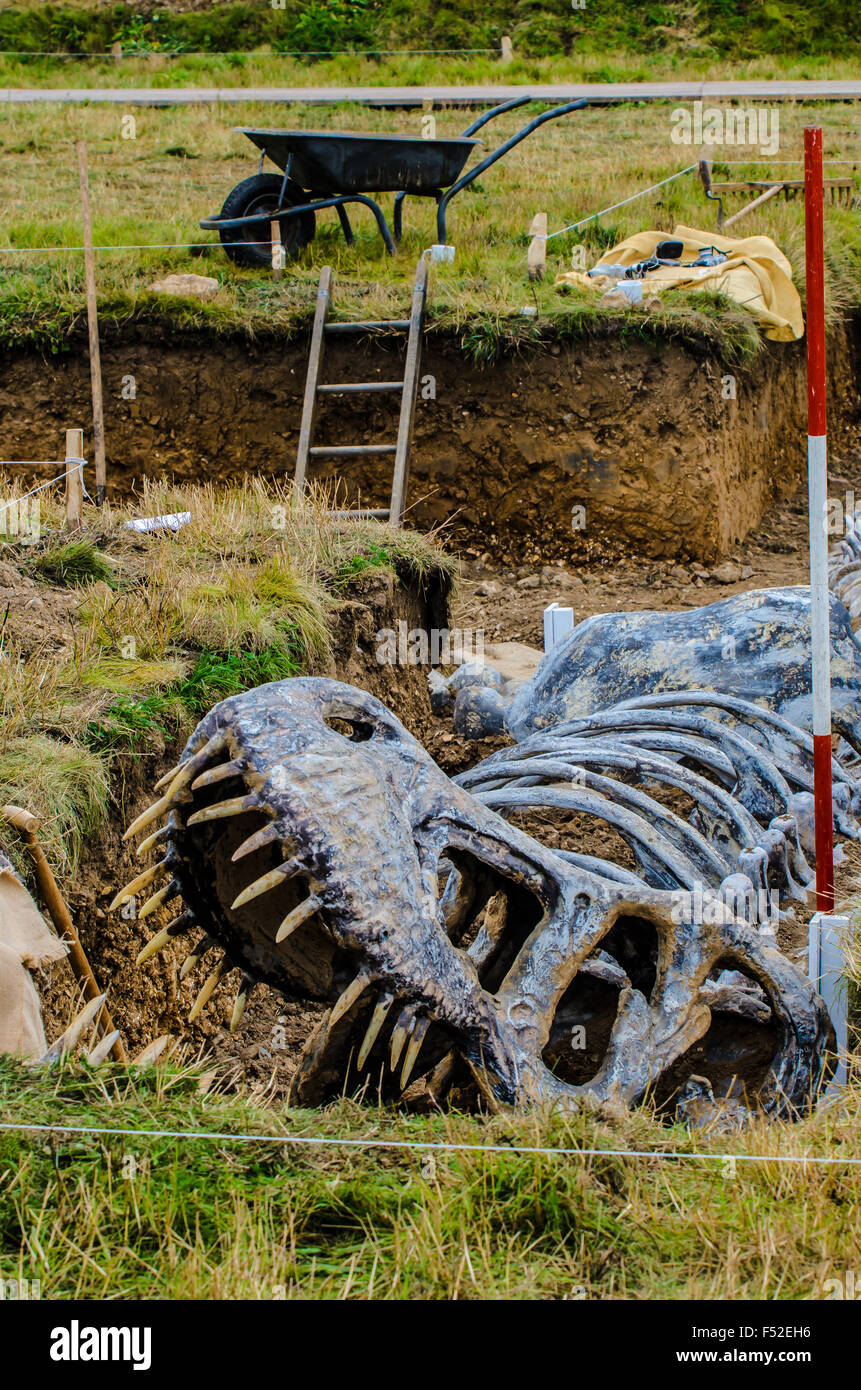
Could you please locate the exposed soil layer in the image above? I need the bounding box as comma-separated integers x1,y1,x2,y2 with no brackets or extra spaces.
2,314,858,564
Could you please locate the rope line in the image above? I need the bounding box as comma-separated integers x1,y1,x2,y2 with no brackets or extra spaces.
1,1118,858,1166
542,164,699,242
0,460,84,514
0,48,500,59
0,240,287,254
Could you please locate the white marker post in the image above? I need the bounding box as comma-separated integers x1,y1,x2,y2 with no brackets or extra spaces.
543,602,575,653
808,913,848,1091
804,126,834,913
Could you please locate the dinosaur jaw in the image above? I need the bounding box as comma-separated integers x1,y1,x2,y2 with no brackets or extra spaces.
116,677,835,1120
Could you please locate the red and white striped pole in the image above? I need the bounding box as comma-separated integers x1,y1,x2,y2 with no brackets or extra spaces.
804,125,834,913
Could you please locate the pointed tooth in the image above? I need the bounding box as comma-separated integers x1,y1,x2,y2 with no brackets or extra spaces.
357,992,395,1069
426,1049,458,1103
154,733,227,793
230,976,254,1033
31,993,107,1065
180,934,216,981
135,911,194,966
231,858,302,910
136,824,173,860
191,759,245,791
399,1015,430,1091
154,763,183,794
136,925,173,966
275,895,321,943
84,1030,121,1066
123,791,188,843
189,955,230,1022
231,823,282,863
186,795,256,826
138,879,180,921
329,973,371,1030
109,859,169,912
132,1034,174,1066
389,1007,416,1071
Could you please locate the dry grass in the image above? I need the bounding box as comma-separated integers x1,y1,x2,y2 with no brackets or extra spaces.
1,1036,859,1299
0,476,453,881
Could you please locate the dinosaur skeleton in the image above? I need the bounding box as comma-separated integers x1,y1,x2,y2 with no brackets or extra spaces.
456,688,861,914
829,510,861,637
115,677,835,1120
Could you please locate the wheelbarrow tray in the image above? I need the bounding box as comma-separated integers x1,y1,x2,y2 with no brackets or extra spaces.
236,127,480,194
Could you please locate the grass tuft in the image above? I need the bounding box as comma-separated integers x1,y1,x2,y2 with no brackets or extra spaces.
0,734,110,881
32,539,117,589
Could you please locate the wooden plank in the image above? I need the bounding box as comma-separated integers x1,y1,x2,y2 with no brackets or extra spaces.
389,258,429,527
270,218,283,283
713,178,855,194
64,427,84,529
317,381,404,394
294,265,332,495
325,319,410,333
76,142,107,505
310,444,396,457
527,211,547,281
722,181,784,229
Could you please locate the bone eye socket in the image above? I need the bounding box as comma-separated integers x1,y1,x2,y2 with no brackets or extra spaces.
324,715,375,742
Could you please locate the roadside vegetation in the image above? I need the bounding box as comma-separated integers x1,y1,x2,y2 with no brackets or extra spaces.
0,0,858,82
0,479,452,882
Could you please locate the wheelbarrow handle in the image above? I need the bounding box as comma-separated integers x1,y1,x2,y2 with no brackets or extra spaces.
460,94,534,138
436,98,589,243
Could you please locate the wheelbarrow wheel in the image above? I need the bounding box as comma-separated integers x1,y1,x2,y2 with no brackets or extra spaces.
218,173,316,268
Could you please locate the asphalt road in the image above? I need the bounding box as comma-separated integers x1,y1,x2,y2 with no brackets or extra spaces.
1,79,860,106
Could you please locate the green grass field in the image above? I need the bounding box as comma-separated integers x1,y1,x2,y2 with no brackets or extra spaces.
0,0,859,76
0,97,859,363
2,1045,860,1299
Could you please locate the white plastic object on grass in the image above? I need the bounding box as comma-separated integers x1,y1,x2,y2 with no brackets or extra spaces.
543,602,575,653
125,511,192,534
424,244,455,264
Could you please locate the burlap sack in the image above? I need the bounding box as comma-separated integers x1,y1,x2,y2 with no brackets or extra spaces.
0,853,67,1058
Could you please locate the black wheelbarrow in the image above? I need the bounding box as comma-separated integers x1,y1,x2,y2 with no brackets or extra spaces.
200,94,588,267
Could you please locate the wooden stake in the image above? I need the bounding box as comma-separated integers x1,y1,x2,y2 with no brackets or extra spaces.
527,211,547,281
64,427,84,529
0,804,128,1063
76,141,107,505
501,36,514,63
722,181,784,230
271,218,283,282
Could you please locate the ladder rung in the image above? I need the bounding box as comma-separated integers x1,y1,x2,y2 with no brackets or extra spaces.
325,320,410,334
309,444,397,457
332,509,391,520
317,381,404,395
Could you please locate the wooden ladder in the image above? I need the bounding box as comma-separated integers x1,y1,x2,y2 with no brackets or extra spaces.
294,259,428,526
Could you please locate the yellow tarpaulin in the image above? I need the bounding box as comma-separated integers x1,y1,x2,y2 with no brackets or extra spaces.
555,224,804,341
